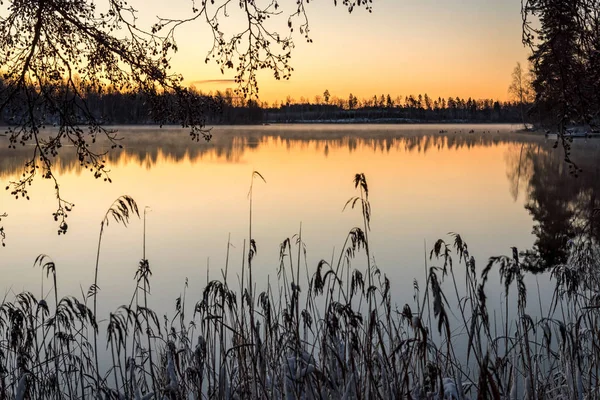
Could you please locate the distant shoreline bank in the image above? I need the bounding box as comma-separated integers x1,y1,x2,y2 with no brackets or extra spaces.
263,118,524,125
1,120,533,132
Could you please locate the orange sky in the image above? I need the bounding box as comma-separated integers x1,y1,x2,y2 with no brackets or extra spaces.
133,0,530,103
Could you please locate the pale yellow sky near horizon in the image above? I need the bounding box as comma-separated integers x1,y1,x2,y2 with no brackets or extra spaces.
136,0,530,103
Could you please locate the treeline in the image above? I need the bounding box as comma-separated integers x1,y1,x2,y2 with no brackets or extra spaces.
89,89,533,124
0,79,263,126
264,93,528,123
0,79,531,125
81,88,263,125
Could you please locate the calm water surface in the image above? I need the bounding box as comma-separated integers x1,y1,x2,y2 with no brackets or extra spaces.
1,124,598,320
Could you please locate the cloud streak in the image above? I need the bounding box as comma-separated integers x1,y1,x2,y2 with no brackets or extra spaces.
190,79,236,86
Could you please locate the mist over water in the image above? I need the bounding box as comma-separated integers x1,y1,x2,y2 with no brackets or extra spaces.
1,124,598,322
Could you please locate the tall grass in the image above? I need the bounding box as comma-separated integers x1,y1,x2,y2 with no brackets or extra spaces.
0,175,598,399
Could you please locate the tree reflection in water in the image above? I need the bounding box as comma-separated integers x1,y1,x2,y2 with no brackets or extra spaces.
505,139,600,272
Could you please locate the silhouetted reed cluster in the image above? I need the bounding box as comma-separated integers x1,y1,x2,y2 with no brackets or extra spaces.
0,175,598,399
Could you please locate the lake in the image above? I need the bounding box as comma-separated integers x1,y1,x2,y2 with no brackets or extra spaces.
1,124,599,322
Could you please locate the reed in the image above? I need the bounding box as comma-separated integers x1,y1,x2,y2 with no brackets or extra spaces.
0,175,598,399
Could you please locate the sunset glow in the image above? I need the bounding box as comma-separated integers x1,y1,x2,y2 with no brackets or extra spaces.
139,0,530,103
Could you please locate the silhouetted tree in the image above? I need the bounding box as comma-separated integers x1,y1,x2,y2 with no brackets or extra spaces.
386,94,393,108
524,2,583,127
424,93,431,110
323,89,331,104
347,93,358,110
508,62,534,128
523,0,600,173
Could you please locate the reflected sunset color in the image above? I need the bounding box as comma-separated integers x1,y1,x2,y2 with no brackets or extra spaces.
3,124,598,320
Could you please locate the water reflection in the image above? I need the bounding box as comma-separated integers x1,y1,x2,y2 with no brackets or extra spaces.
505,140,600,271
0,125,542,179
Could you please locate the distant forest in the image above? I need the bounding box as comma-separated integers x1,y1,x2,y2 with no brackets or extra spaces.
0,80,532,126
262,91,529,124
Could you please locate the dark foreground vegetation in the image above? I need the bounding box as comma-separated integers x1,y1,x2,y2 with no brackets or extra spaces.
1,174,599,399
